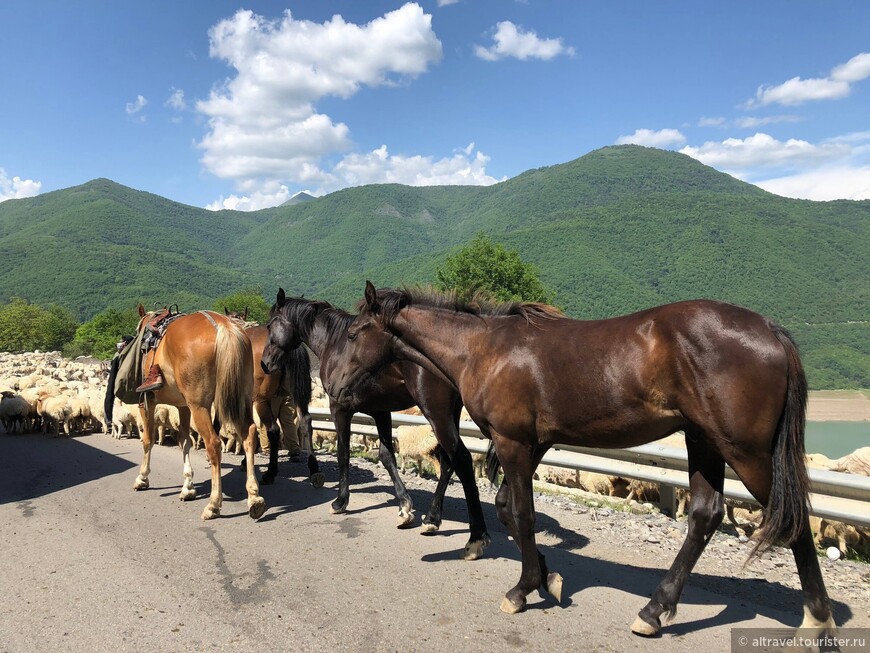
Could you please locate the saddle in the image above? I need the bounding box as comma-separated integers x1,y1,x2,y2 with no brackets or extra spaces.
142,304,184,352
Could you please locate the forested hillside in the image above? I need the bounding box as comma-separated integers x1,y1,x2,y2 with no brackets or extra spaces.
1,145,867,387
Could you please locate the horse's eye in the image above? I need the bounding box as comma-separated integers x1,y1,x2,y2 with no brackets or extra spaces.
347,332,358,342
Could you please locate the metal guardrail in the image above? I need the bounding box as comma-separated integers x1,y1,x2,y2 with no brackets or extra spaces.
308,407,870,528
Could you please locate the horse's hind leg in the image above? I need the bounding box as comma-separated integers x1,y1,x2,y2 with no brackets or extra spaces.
242,420,266,520
133,401,156,491
728,452,835,633
177,407,196,501
372,412,415,528
190,405,223,520
632,431,724,636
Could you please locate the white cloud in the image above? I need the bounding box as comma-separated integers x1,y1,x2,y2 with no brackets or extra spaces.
755,165,870,201
698,117,726,127
206,180,292,211
0,168,42,202
125,95,148,115
679,133,848,171
734,115,801,129
746,51,870,107
615,128,686,148
474,21,575,61
437,0,459,5
679,130,870,201
165,88,187,111
327,144,500,190
197,4,445,208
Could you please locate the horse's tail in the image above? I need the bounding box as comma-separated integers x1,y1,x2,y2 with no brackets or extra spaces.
213,317,253,435
751,323,810,558
485,440,501,487
287,345,312,409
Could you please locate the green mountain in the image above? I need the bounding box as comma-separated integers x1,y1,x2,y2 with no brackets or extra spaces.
1,145,868,388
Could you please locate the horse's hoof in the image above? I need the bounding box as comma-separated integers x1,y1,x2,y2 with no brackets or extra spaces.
396,509,415,528
500,596,525,614
547,572,563,603
248,498,266,520
133,476,149,491
310,472,325,489
179,489,196,502
330,501,347,515
421,521,439,534
201,506,220,520
630,615,660,637
463,540,486,561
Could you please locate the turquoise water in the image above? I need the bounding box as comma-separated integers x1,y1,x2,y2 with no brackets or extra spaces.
805,421,870,458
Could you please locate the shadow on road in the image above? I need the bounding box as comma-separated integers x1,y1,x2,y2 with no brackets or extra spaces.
0,432,136,506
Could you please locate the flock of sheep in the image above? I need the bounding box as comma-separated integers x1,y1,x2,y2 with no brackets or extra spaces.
2,349,868,558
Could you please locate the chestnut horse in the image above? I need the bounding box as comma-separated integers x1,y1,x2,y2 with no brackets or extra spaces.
328,283,835,636
261,289,492,560
134,306,266,521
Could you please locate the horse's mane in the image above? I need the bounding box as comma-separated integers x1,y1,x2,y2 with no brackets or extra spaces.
363,286,564,326
274,297,356,347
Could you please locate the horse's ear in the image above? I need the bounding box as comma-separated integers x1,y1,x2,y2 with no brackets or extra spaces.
243,307,249,321
223,306,230,315
276,288,286,304
137,304,146,317
364,281,380,313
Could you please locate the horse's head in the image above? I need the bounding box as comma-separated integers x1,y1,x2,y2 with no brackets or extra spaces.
262,288,304,374
326,281,404,403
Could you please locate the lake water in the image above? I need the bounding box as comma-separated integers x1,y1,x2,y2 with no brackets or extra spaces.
805,421,870,458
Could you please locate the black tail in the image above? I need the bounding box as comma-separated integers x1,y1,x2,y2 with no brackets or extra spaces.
485,440,501,486
752,324,811,557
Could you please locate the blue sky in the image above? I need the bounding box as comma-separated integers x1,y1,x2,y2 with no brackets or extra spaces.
1,1,869,209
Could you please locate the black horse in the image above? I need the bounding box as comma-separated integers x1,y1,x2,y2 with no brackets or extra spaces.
261,289,491,560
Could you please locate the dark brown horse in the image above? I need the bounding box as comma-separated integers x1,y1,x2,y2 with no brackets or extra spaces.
224,311,322,488
134,306,266,520
328,282,835,636
261,289,491,560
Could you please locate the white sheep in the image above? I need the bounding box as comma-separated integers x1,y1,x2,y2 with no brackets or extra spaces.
393,425,441,478
112,400,139,439
36,388,73,437
0,391,31,433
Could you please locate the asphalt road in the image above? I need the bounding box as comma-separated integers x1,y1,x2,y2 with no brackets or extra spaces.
0,432,865,653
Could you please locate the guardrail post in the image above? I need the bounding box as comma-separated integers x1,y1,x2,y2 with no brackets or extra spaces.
659,484,677,517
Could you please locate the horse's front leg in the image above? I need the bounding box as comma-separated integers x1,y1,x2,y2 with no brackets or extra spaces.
296,404,324,488
493,438,560,614
330,407,352,514
133,401,155,491
255,398,279,485
372,412,414,528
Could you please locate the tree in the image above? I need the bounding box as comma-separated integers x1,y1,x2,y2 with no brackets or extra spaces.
0,298,78,352
212,288,271,323
63,307,140,359
435,233,553,303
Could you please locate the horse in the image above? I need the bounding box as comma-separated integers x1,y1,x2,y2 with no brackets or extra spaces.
327,282,835,637
239,320,323,488
261,289,491,560
133,305,266,521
